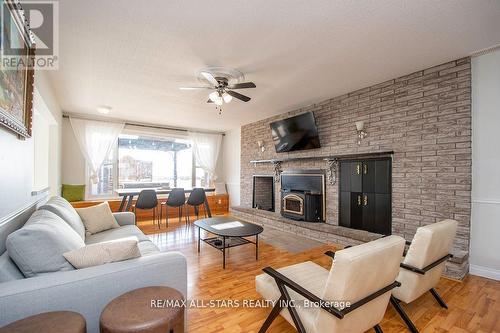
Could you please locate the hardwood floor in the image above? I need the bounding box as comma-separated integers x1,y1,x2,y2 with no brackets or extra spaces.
138,219,500,333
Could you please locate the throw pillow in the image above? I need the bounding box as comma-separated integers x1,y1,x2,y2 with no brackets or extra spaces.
6,210,85,277
61,184,85,202
63,238,141,269
76,202,119,235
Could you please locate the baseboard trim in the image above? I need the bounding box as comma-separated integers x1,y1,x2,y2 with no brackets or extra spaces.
472,198,500,205
469,264,500,281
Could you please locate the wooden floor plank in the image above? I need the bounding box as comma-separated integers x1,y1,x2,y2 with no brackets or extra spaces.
138,219,500,333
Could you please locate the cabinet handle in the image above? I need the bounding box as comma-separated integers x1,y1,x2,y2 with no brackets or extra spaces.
356,164,361,175
357,195,361,206
364,164,368,174
363,195,368,206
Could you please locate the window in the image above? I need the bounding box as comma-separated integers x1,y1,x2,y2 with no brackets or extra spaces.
88,146,116,197
87,132,212,198
117,134,193,189
195,167,210,187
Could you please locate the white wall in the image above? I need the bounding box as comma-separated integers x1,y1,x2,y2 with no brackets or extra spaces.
470,48,500,280
61,117,86,185
0,70,61,219
35,71,62,197
32,106,50,191
32,88,59,194
222,127,241,206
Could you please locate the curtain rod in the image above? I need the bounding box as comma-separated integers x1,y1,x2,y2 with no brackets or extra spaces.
62,114,225,136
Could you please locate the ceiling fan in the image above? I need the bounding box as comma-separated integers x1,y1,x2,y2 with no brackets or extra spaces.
180,71,256,107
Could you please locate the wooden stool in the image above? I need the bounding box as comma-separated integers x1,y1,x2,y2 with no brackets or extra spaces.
0,311,86,333
100,286,184,333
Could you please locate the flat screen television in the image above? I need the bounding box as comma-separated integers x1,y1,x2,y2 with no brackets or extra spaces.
270,112,321,153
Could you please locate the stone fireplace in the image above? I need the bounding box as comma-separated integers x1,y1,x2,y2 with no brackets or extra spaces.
234,57,472,279
280,170,325,222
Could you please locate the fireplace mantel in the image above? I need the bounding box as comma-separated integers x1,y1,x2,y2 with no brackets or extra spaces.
250,150,394,185
249,150,394,165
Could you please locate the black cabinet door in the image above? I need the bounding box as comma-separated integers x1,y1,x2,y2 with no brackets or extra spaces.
362,161,376,192
338,157,391,235
340,162,351,192
362,192,375,232
374,193,391,235
350,192,363,230
339,191,351,228
350,161,363,193
375,160,391,194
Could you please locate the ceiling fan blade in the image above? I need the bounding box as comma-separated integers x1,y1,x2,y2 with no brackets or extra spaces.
227,82,256,89
200,72,219,87
179,86,212,90
207,99,214,103
227,90,251,102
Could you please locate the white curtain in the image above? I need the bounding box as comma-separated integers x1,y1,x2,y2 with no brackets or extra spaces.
189,131,222,182
69,117,124,184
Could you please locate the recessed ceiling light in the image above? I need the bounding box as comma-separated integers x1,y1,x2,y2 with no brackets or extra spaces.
97,106,112,114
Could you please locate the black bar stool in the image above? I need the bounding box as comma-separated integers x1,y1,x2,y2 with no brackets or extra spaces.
133,190,159,228
186,188,207,223
160,188,186,227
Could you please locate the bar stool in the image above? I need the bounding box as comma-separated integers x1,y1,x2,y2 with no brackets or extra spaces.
160,188,186,227
133,190,159,228
186,188,207,223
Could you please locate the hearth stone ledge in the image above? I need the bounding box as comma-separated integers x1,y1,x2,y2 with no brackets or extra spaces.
230,206,469,280
230,206,381,245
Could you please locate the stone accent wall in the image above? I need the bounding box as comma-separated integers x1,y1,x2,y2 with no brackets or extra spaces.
240,58,471,278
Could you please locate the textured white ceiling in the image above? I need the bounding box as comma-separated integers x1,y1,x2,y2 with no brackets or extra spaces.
49,0,500,131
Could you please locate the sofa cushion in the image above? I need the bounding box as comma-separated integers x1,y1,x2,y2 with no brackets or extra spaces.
0,252,24,282
6,210,85,277
63,238,141,269
84,225,150,245
76,202,119,235
39,196,86,240
137,240,160,256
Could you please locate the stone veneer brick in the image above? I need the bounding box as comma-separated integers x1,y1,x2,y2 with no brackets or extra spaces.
239,58,471,279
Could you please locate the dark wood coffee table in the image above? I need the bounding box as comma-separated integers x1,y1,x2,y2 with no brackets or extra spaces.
194,217,264,269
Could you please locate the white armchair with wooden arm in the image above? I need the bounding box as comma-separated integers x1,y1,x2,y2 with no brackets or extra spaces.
255,235,406,333
390,219,458,333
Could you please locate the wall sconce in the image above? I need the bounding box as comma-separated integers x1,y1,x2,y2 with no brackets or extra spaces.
355,121,367,145
257,140,265,152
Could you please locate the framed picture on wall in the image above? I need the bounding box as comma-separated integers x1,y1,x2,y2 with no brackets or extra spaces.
0,0,36,138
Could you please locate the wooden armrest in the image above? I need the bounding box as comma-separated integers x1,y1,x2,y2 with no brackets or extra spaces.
400,254,453,275
325,245,352,259
342,280,401,315
324,250,336,259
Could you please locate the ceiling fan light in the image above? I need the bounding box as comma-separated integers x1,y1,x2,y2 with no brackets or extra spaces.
214,96,223,106
209,91,219,102
222,92,232,103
